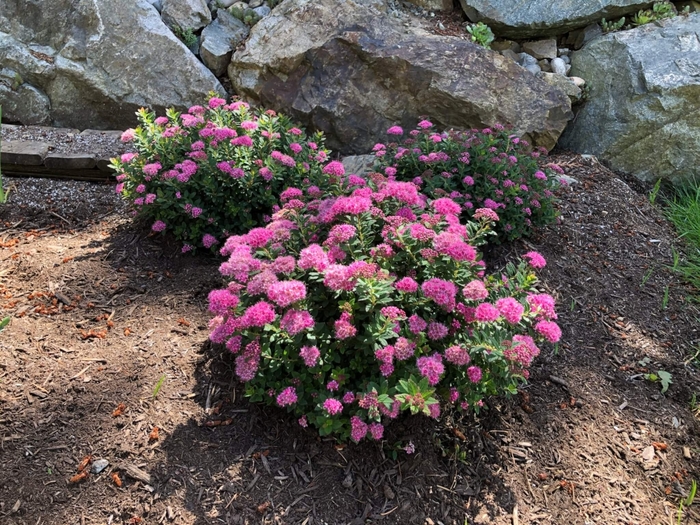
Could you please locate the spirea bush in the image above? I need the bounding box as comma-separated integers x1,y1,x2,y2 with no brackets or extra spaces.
373,121,564,241
110,96,330,252
207,168,561,441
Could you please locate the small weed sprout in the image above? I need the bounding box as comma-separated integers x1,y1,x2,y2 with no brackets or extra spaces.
466,22,495,49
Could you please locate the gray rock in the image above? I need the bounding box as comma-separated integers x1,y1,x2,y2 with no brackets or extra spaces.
558,47,570,56
0,0,224,130
217,0,237,7
200,10,249,76
538,72,582,103
550,57,567,75
91,459,109,474
560,54,570,64
459,0,648,38
560,13,700,184
248,0,264,7
0,78,51,125
518,53,538,66
500,49,520,63
147,0,163,11
570,23,603,50
404,0,453,11
342,154,375,176
538,59,551,72
524,64,542,75
0,140,50,165
253,5,271,17
230,0,572,154
569,76,585,88
521,39,557,60
491,40,520,53
162,0,212,31
44,153,97,170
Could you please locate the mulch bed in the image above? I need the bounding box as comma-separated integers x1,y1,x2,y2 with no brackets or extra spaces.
1,154,699,525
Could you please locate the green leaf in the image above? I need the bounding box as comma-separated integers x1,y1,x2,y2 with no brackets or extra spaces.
657,370,672,393
0,316,10,331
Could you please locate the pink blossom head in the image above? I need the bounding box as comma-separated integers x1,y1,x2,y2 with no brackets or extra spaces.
523,251,546,269
323,160,345,176
387,125,404,136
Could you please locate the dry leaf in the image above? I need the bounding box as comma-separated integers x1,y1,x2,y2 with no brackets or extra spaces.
256,501,271,514
148,427,159,441
69,471,88,483
111,472,122,487
77,455,92,473
112,403,126,417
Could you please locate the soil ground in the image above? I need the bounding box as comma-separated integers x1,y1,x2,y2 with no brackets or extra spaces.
1,154,699,525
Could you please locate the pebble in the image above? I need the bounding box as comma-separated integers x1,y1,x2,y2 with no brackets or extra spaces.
518,52,538,66
560,55,570,65
91,458,110,474
551,57,567,75
253,5,270,17
525,64,542,75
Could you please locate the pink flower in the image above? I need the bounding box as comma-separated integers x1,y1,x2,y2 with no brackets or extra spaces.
154,116,169,126
408,314,427,334
444,345,470,366
231,135,254,147
235,340,261,381
427,322,449,340
241,301,276,328
432,198,461,216
208,289,239,315
475,303,500,322
463,280,489,301
394,337,416,360
202,234,218,248
240,120,258,130
323,161,345,176
276,386,298,407
327,380,339,391
473,208,500,222
384,166,397,177
151,220,166,232
280,309,314,335
535,321,562,342
299,345,320,367
421,278,457,311
527,293,557,320
334,312,357,340
369,422,384,440
324,264,354,291
417,354,444,385
387,125,404,135
523,251,546,269
342,392,355,404
330,196,372,216
428,402,441,419
120,129,136,142
298,415,308,427
495,297,524,324
467,366,482,383
394,277,419,293
226,336,242,354
323,398,343,415
267,280,306,307
208,97,226,108
417,120,433,129
191,207,203,218
350,416,368,442
298,244,329,272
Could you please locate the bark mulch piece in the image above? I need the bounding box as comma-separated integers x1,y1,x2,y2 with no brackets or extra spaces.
0,155,699,524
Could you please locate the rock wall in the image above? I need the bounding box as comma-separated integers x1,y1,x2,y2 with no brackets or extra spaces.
0,0,223,130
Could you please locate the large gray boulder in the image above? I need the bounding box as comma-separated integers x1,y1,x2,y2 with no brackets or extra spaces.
459,0,654,38
0,0,223,129
559,13,700,184
200,10,250,76
229,0,572,154
161,0,212,31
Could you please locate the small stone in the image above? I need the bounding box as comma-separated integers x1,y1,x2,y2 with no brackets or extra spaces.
538,59,551,72
248,0,263,7
342,472,353,488
683,446,692,459
161,0,212,32
253,5,270,17
560,55,570,64
91,458,109,474
558,47,571,56
518,52,537,66
551,57,567,76
383,484,395,500
522,38,557,60
524,63,541,75
574,23,602,50
44,153,97,170
216,0,236,6
491,39,519,53
500,49,519,63
570,76,585,88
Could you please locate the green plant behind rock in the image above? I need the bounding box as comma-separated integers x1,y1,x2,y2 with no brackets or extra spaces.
601,16,625,32
631,1,677,27
466,22,495,49
173,26,198,48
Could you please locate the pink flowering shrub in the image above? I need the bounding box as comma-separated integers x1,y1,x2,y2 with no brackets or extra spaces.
373,122,563,241
110,96,331,252
207,171,560,441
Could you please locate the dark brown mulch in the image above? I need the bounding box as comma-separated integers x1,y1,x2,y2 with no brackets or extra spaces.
0,153,699,525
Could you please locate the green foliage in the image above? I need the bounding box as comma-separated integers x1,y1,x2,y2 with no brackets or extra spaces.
153,374,166,399
373,122,562,242
110,95,330,252
173,26,198,49
664,180,700,299
601,17,625,32
466,22,495,49
0,316,10,332
631,1,676,26
229,6,262,26
644,369,673,393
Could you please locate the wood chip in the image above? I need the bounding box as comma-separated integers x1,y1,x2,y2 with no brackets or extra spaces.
683,447,692,459
121,463,152,484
